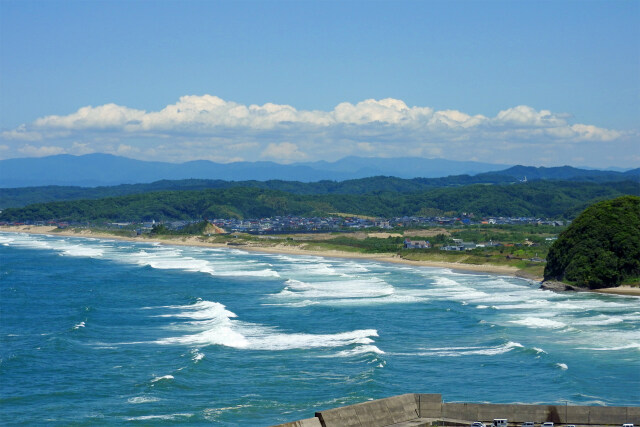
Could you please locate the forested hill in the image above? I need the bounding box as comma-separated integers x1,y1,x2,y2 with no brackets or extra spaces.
544,196,640,289
1,167,639,209
1,181,638,222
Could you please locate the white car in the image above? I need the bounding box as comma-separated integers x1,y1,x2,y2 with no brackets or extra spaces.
471,423,485,427
541,423,554,427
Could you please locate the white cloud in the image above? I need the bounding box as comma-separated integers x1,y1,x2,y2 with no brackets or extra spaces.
569,124,621,141
70,142,95,155
356,142,375,152
10,95,622,145
1,95,635,166
115,144,140,155
18,144,66,157
260,142,307,162
494,105,567,127
34,103,146,130
2,124,43,141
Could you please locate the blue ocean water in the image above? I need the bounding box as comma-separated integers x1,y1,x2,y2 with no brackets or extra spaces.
0,232,638,425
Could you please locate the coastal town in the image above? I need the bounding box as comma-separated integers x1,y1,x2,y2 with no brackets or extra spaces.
1,214,567,235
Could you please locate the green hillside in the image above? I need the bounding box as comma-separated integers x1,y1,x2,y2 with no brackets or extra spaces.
544,196,640,289
1,168,638,209
1,181,638,222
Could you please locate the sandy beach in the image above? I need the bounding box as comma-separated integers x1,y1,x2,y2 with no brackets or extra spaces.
3,225,639,297
592,286,640,296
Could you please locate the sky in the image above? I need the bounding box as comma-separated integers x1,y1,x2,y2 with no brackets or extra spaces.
0,0,638,168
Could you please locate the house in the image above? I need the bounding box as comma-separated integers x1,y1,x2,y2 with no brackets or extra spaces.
441,239,476,251
461,241,476,250
404,239,431,249
375,219,391,229
441,245,463,251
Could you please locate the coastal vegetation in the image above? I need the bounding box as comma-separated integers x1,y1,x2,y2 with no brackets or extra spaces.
544,196,640,289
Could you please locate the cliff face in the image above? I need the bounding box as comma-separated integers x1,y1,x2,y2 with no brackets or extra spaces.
544,195,640,289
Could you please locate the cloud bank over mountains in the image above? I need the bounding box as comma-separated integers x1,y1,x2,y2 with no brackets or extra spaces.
1,95,635,167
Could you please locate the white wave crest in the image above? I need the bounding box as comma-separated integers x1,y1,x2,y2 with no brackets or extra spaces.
262,299,319,308
214,268,280,277
0,234,15,244
2,234,106,258
577,343,640,351
1,235,278,278
60,244,104,258
151,375,174,382
245,329,378,351
332,345,385,357
132,249,216,274
191,349,205,362
510,317,566,329
415,341,524,357
131,248,280,277
274,277,394,301
151,299,380,352
156,300,238,320
125,413,192,421
128,396,161,404
574,315,624,326
555,363,568,370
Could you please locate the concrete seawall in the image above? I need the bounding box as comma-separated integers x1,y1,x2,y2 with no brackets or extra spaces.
272,393,639,427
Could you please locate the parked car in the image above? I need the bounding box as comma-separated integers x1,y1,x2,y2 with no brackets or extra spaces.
541,423,554,427
621,424,634,427
522,422,534,427
492,420,508,427
472,423,486,427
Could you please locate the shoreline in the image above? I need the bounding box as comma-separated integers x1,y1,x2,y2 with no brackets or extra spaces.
3,225,639,297
0,225,525,276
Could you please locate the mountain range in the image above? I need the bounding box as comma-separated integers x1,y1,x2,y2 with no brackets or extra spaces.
1,153,637,188
0,153,511,187
0,158,638,209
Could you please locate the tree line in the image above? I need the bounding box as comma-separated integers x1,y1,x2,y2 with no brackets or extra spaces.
1,181,638,222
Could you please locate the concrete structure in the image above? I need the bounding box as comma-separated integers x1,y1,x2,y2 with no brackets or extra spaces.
404,239,431,249
272,394,640,427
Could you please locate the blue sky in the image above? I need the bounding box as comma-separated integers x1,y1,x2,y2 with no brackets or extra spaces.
1,0,638,167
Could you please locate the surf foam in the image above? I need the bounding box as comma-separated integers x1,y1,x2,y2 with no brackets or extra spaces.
151,299,381,352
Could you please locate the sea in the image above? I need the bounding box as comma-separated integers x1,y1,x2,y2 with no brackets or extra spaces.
1,232,638,425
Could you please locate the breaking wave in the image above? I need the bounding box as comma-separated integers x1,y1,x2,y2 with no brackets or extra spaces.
510,317,567,329
149,299,381,353
410,341,524,357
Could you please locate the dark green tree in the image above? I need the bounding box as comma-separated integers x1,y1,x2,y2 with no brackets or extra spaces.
544,196,640,288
